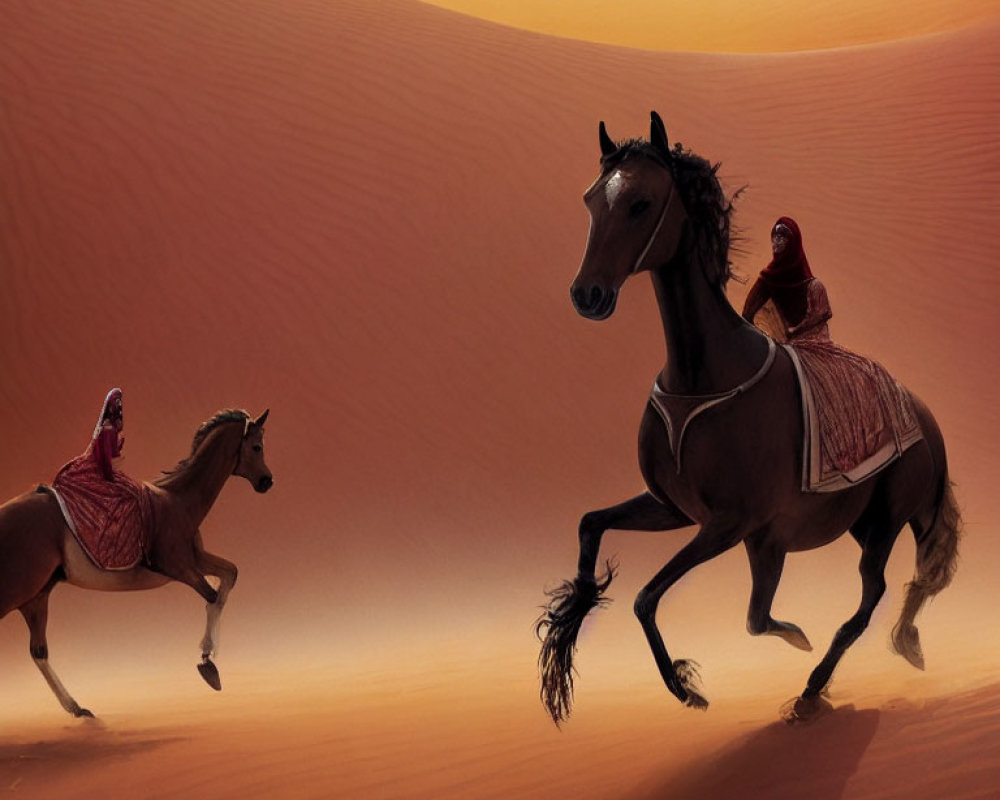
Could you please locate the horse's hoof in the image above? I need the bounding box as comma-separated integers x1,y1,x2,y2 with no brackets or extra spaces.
901,649,925,671
683,690,710,710
73,706,95,719
774,622,813,652
891,624,925,670
198,659,222,691
780,694,832,725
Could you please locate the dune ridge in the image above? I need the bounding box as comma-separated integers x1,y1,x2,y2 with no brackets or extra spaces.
416,0,1000,54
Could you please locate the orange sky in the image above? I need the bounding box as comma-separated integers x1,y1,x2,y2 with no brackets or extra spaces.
0,1,998,776
418,0,1000,52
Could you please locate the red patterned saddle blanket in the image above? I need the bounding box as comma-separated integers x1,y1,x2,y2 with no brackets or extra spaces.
48,456,152,570
783,341,923,492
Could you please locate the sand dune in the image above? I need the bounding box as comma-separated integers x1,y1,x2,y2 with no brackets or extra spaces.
1,0,998,796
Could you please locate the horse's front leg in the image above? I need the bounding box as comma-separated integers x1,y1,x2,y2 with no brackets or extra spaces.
154,560,218,603
634,518,744,709
577,492,693,580
195,549,237,690
537,491,693,725
147,542,229,688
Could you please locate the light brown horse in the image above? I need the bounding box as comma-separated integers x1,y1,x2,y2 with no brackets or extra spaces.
0,408,272,717
537,112,960,724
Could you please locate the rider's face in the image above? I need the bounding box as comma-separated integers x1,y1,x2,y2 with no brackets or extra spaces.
107,397,123,429
771,224,791,256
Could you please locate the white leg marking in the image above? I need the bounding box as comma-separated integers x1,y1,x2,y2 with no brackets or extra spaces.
200,576,234,657
33,658,84,716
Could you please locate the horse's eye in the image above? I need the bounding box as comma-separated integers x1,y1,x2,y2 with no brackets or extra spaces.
252,445,262,453
630,199,651,218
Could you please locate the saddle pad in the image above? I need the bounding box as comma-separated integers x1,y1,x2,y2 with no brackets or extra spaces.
783,342,923,492
48,459,151,570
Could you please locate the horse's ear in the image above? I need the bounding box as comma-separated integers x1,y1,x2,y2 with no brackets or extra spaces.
253,409,269,428
650,111,670,157
599,121,616,158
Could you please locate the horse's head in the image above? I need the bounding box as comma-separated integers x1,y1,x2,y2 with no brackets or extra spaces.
235,409,273,493
571,112,688,320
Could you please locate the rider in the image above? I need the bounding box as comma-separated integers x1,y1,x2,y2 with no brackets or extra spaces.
93,387,125,479
57,388,129,481
741,217,831,342
741,217,921,485
53,388,148,569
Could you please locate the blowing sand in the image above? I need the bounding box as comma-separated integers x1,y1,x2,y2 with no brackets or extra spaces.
1,664,997,799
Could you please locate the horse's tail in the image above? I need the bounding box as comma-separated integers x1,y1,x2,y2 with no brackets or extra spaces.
891,475,961,670
535,561,616,726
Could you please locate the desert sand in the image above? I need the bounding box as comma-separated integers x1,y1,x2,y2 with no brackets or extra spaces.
1,0,998,797
1,667,998,799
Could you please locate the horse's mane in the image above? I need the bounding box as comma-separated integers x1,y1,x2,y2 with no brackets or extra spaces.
154,409,249,485
601,139,744,288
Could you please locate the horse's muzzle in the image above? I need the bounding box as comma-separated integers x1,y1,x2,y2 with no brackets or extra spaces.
570,284,618,320
256,475,274,493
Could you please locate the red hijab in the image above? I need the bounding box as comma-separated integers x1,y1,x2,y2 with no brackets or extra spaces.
759,217,813,326
760,217,812,287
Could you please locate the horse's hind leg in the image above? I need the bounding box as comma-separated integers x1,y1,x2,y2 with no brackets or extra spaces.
20,580,94,718
786,522,901,722
892,478,960,670
744,537,812,651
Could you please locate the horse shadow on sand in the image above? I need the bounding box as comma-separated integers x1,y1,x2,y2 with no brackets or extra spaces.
626,703,880,800
0,719,186,791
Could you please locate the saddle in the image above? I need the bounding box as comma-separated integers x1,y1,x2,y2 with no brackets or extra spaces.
783,341,923,492
43,467,152,570
647,337,923,492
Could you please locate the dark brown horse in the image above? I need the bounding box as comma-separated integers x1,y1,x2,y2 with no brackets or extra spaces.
0,409,272,717
537,112,959,724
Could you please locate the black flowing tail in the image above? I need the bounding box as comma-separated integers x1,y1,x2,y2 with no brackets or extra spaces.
535,561,616,726
892,477,961,670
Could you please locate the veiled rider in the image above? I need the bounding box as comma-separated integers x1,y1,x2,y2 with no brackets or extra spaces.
742,218,921,488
